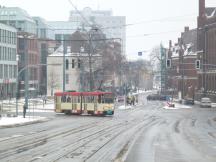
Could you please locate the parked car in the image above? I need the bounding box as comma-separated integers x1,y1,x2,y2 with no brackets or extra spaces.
147,94,167,101
184,98,194,105
200,97,211,108
117,96,125,102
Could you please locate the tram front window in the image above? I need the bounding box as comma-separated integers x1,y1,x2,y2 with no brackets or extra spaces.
103,95,114,103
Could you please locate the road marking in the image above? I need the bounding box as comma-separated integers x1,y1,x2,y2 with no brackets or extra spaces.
0,137,11,142
11,134,24,138
0,134,24,142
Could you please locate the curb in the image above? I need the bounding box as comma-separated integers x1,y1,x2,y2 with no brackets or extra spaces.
0,117,50,129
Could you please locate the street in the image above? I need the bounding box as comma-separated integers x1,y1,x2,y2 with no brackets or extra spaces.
0,97,216,162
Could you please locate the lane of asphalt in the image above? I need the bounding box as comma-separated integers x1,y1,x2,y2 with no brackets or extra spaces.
0,99,162,162
125,102,216,162
2,94,215,162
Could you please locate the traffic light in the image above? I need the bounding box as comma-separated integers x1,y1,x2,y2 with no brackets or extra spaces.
166,59,171,68
195,60,200,69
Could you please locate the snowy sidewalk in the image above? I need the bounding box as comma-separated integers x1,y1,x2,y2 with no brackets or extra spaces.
0,116,48,128
118,105,132,110
163,102,192,110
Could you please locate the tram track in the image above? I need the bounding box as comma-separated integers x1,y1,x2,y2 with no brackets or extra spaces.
0,112,152,161
51,116,160,162
0,118,115,160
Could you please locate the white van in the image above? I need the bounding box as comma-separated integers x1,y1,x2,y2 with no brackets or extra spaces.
200,98,211,108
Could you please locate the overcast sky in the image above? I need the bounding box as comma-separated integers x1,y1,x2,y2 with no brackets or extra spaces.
1,0,216,60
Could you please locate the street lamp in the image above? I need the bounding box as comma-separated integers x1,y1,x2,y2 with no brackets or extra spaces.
79,46,84,91
15,63,60,117
17,34,35,113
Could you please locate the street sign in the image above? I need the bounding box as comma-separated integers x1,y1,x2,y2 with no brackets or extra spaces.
138,52,142,56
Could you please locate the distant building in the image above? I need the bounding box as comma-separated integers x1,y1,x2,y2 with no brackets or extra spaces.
47,21,78,45
0,23,17,99
47,46,102,96
33,17,56,95
0,7,37,34
69,7,126,55
48,7,126,55
33,17,55,40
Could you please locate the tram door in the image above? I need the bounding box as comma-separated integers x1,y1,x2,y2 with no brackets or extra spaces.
55,96,62,113
71,96,82,114
83,95,95,114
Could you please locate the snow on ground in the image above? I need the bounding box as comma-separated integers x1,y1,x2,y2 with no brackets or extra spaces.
163,102,192,110
131,90,154,95
0,116,46,126
118,105,132,110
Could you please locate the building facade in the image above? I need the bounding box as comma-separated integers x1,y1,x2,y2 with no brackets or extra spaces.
48,7,126,55
167,27,198,100
47,46,102,96
0,23,17,99
33,17,56,95
0,7,40,97
69,7,126,55
197,0,216,101
0,7,37,34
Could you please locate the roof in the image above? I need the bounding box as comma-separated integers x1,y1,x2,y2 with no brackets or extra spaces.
54,91,113,96
48,45,101,57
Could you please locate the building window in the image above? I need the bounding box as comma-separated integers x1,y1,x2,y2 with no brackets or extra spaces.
4,65,8,78
66,59,69,70
14,65,17,78
78,59,81,68
72,59,75,68
66,74,69,84
0,64,3,79
9,65,12,79
0,46,2,60
0,29,1,42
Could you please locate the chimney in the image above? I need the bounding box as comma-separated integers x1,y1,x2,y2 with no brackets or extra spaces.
184,26,189,32
199,0,205,17
169,40,172,49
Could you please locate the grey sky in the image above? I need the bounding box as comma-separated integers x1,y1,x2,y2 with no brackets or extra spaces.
1,0,216,60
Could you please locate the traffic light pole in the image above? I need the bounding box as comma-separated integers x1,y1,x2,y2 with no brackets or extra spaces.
24,38,29,111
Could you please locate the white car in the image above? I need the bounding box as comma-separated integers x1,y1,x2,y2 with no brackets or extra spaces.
200,97,211,108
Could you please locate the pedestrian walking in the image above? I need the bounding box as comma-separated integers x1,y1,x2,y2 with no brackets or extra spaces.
132,96,135,105
44,96,47,104
23,103,27,118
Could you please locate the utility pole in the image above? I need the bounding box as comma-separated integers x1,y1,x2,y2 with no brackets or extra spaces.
179,38,184,100
62,37,66,92
88,32,94,91
24,37,29,110
203,27,208,97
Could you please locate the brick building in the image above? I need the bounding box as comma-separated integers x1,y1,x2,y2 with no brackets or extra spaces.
197,0,216,101
167,27,198,100
17,32,39,97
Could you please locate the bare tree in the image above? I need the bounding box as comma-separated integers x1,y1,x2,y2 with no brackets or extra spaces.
48,70,59,96
67,29,125,91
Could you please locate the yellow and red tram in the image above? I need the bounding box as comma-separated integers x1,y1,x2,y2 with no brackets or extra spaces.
54,91,115,116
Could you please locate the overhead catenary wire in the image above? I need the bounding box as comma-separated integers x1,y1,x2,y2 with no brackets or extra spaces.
0,28,187,41
0,13,196,32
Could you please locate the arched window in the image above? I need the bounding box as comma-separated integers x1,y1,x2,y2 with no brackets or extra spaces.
78,59,81,68
66,59,69,70
72,59,75,68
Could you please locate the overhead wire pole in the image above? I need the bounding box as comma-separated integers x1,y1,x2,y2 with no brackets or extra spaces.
62,37,66,92
24,36,29,110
